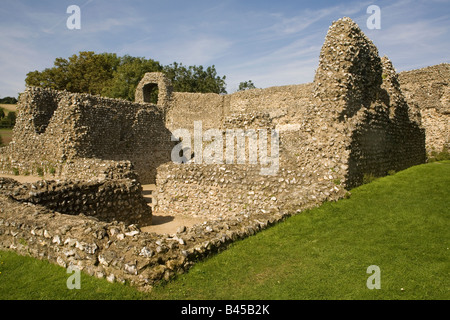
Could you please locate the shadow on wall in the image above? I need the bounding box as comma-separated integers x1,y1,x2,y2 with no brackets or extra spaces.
346,109,426,188
80,104,176,185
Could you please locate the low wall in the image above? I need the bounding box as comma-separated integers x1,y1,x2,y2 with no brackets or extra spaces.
0,177,151,226
0,189,295,291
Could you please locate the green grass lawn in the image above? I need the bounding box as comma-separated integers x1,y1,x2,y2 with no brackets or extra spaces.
0,161,449,300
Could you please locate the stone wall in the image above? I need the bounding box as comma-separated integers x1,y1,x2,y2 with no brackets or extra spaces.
0,177,151,226
0,87,174,184
398,63,450,153
0,186,294,291
155,108,346,219
0,16,446,292
166,92,225,133
155,17,427,212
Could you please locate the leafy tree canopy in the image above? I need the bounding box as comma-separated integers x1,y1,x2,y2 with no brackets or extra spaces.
164,62,227,95
25,51,228,100
0,97,18,104
238,80,257,92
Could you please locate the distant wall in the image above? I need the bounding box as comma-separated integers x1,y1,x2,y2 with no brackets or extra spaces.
226,83,313,123
398,63,450,153
166,92,225,133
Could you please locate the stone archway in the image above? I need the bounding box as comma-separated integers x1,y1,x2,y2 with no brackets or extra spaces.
135,72,172,108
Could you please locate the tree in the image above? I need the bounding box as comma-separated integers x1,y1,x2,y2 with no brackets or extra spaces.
164,62,227,94
0,108,5,119
26,51,120,95
102,56,163,101
25,52,228,99
65,52,120,95
0,111,16,128
7,111,16,126
0,97,18,104
238,80,256,91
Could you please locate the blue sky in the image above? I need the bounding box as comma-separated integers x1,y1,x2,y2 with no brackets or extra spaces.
0,0,449,97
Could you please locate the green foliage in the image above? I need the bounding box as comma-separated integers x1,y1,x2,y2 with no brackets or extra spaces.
26,52,120,95
0,111,16,128
362,173,377,185
25,52,228,100
428,146,450,162
163,62,227,94
6,111,16,124
237,80,256,91
36,167,44,177
0,108,5,119
0,134,3,147
0,97,18,104
102,55,162,101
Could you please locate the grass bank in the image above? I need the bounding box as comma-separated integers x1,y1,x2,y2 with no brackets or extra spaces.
0,161,449,300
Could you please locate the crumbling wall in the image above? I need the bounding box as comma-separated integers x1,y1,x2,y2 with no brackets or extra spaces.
166,92,225,133
398,63,450,153
0,16,446,292
312,17,426,188
0,87,173,184
0,177,151,226
0,186,294,291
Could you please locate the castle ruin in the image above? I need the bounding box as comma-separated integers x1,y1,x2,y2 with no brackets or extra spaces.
0,17,448,290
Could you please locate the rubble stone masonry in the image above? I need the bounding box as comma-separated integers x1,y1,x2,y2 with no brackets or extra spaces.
0,17,447,291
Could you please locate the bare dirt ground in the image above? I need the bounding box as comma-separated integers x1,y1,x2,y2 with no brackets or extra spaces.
0,173,43,184
0,174,203,235
140,184,204,235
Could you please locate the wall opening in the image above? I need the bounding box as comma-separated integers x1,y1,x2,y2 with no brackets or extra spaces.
32,95,59,134
143,83,159,105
